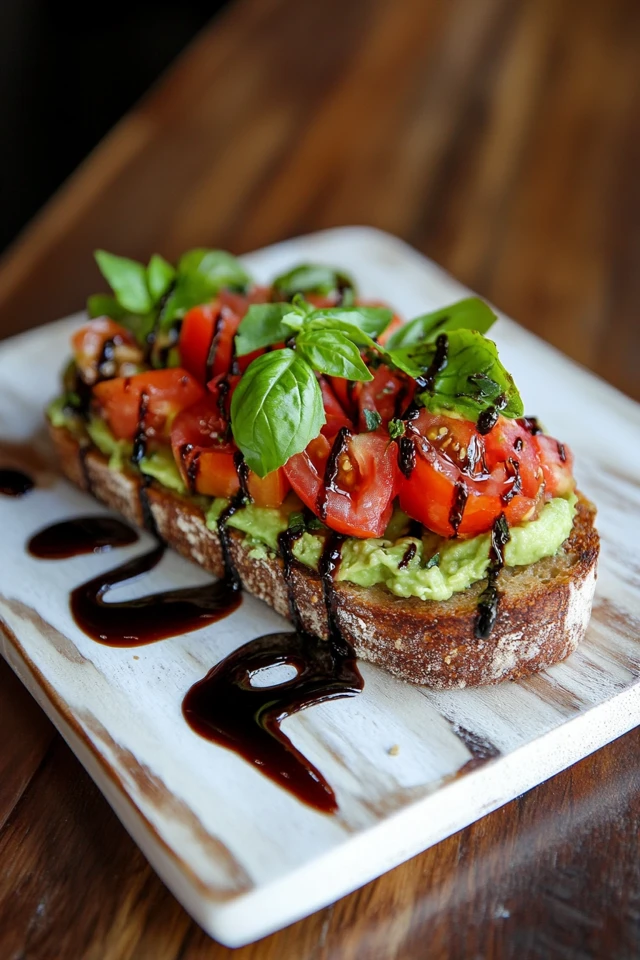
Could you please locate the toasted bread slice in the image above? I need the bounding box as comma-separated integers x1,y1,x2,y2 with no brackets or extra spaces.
49,423,599,688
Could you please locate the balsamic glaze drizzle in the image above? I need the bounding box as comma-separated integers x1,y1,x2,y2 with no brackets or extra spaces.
71,543,241,646
449,481,469,535
317,427,351,520
502,457,522,505
28,516,138,559
398,542,417,569
416,333,449,394
0,468,34,498
475,513,511,640
182,626,362,814
183,517,362,812
130,391,158,536
205,308,225,383
521,416,542,435
476,394,507,436
397,434,417,479
557,441,567,463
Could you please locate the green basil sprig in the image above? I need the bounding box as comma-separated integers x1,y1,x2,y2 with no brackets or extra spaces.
230,349,325,476
387,329,523,420
230,300,393,475
90,247,251,344
385,297,496,349
272,263,356,302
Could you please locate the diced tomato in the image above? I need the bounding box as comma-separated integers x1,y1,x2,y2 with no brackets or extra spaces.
357,364,413,429
179,302,240,384
72,318,142,385
328,377,361,420
319,378,353,437
179,288,273,384
284,432,399,538
170,396,289,507
93,369,205,442
398,411,545,538
532,433,575,498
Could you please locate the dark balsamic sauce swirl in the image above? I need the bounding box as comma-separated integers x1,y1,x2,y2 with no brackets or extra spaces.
397,435,417,479
184,522,363,813
476,394,507,436
29,516,138,559
0,468,34,497
398,542,417,569
71,543,240,646
316,426,351,520
475,513,511,639
205,308,225,383
182,626,362,814
449,481,469,535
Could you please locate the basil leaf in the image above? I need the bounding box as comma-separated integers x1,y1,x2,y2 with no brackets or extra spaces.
94,250,153,314
147,254,175,303
230,349,325,476
272,263,356,299
296,327,373,382
309,306,393,339
388,418,406,439
404,329,523,420
385,297,496,349
87,293,125,321
235,303,293,356
363,409,382,431
302,316,379,350
164,248,251,322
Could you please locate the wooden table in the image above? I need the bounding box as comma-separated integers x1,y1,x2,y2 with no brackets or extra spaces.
1,0,639,956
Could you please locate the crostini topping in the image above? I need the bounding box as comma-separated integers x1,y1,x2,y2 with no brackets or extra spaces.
58,248,576,548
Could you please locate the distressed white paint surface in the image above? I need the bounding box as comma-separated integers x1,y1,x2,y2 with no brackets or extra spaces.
0,227,639,947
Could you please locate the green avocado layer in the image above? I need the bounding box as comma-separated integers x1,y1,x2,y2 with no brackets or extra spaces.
204,493,576,603
48,403,576,602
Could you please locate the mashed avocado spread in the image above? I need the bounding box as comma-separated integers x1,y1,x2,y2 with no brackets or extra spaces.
48,404,576,603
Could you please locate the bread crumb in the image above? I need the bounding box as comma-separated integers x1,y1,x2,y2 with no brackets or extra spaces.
133,655,139,660
388,744,400,756
394,639,403,650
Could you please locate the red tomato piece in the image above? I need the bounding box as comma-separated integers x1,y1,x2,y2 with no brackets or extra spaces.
72,318,142,384
533,433,575,498
179,302,241,384
180,288,274,384
93,369,205,442
284,432,399,538
398,411,545,538
357,364,413,429
319,378,353,437
170,396,289,507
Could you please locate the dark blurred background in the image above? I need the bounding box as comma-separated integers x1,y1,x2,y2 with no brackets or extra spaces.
0,0,226,254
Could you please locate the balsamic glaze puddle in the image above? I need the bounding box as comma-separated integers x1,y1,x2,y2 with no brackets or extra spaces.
183,627,362,814
70,542,241,646
28,516,138,559
0,468,34,497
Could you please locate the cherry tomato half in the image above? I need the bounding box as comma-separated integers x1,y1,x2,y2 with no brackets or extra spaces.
284,432,399,538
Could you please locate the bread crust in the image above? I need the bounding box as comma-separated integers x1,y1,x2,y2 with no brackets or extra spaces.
49,423,600,689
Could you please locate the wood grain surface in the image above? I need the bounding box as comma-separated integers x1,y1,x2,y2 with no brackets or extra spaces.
0,0,639,956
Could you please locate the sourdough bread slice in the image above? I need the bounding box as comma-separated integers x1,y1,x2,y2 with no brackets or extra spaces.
49,423,599,689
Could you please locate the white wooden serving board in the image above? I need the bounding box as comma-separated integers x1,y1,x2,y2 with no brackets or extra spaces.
1,227,639,948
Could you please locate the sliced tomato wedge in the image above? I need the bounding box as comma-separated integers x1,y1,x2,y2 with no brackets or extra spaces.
179,288,271,384
398,411,544,538
170,396,289,507
72,318,142,385
319,378,352,437
532,433,575,498
284,432,398,537
357,364,413,429
93,369,205,442
179,302,240,384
